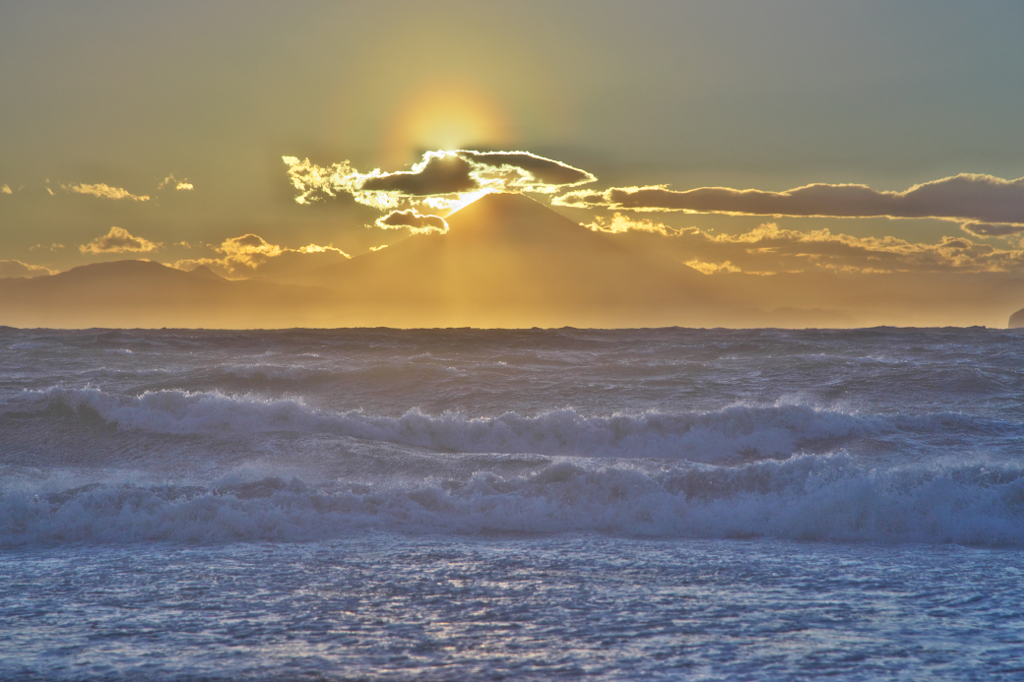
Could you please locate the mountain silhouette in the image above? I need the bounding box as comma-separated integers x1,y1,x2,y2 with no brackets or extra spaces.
286,192,738,327
0,259,339,328
6,193,969,328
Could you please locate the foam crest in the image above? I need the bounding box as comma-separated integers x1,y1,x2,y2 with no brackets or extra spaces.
3,387,936,462
7,386,1003,462
2,456,1022,546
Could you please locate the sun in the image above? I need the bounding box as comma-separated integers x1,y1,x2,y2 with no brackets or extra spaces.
381,83,514,164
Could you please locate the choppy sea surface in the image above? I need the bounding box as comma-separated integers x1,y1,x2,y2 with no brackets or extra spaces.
1,326,1022,680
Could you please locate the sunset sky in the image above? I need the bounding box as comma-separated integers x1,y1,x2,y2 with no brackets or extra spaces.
3,1,1024,324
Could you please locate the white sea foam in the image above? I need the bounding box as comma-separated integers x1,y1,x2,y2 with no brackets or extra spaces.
1,456,1021,546
3,328,1021,551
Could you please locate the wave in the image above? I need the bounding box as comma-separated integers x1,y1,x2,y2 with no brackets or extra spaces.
1,386,981,463
214,363,327,382
2,455,1022,546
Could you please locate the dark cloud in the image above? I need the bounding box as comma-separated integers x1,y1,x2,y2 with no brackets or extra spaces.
460,151,596,186
283,149,597,212
557,174,1024,230
375,210,449,233
361,154,479,196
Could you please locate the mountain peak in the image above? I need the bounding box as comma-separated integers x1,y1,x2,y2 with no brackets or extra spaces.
188,264,224,280
449,191,554,221
444,192,584,243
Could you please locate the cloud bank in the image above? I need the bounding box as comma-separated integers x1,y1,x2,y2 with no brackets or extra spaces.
588,214,1024,275
283,149,597,213
80,227,161,254
173,234,351,278
558,174,1024,234
277,145,1024,281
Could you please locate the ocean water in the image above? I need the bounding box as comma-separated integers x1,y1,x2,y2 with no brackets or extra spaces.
1,326,1023,680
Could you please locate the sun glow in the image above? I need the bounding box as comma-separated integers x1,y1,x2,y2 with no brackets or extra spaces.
382,83,514,165
419,185,496,216
444,189,496,215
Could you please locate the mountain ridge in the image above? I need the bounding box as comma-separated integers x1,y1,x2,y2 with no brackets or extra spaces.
277,192,737,327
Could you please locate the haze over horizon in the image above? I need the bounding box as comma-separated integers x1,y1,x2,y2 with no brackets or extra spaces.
3,1,1024,328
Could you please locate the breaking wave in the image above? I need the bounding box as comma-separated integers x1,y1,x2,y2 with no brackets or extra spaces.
3,386,999,462
2,455,1022,546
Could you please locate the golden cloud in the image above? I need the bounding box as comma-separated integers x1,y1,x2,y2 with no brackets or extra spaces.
218,233,283,260
159,174,194,191
375,210,449,234
79,227,161,254
0,260,57,278
63,183,150,201
587,214,1024,275
172,234,351,278
283,149,596,215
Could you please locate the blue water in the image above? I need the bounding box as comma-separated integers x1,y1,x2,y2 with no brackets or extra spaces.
2,327,1023,679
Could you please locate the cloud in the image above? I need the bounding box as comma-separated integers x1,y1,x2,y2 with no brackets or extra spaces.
283,149,596,213
79,226,161,254
30,243,65,252
558,174,1024,234
587,213,1024,275
375,209,449,234
1,184,12,195
294,243,349,255
960,222,1024,238
158,174,194,191
582,212,676,235
172,234,351,278
63,183,150,201
0,260,57,279
218,233,283,262
461,151,595,188
282,157,375,207
362,154,478,196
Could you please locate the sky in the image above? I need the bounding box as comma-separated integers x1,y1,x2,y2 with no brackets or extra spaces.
2,1,1024,325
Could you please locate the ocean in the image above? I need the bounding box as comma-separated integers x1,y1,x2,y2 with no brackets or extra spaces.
1,326,1022,680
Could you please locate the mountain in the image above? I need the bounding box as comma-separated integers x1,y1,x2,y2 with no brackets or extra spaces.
285,192,744,327
10,193,1009,329
0,260,341,328
2,194,753,329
